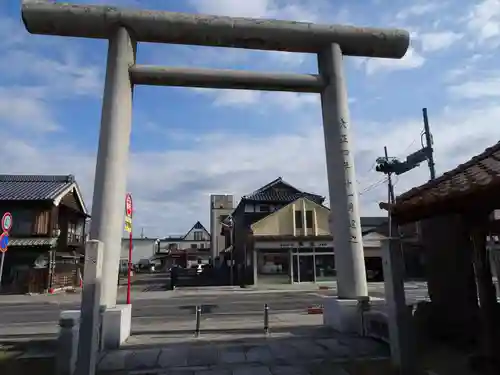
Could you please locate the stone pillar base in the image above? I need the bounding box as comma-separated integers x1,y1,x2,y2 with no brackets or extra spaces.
57,310,81,375
101,304,132,350
323,297,384,334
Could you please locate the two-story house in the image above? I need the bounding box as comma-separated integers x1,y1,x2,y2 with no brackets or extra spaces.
0,174,89,294
154,221,211,269
220,177,325,285
221,177,393,286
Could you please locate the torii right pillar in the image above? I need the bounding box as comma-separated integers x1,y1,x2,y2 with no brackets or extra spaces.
319,44,382,332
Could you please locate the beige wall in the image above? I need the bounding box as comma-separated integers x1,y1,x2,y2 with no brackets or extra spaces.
250,198,385,258
251,197,330,236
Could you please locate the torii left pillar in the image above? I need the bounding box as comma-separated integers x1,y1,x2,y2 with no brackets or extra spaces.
89,27,135,349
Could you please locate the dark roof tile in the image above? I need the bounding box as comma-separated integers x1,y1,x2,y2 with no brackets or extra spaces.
242,177,325,204
0,175,76,201
391,141,500,212
193,221,204,230
360,217,387,228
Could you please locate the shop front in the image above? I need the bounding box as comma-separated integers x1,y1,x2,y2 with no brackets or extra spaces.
254,238,381,285
291,247,336,283
255,238,337,284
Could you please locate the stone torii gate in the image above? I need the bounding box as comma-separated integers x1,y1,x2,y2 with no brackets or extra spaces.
22,0,409,336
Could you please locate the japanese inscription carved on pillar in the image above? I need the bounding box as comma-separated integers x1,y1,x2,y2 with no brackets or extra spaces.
340,116,359,244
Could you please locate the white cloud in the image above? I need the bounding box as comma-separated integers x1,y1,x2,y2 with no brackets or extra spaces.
1,90,499,236
191,88,318,110
447,71,500,99
188,0,270,18
419,31,463,52
465,0,500,46
188,0,322,22
364,47,425,75
0,87,60,132
0,50,102,97
396,2,444,20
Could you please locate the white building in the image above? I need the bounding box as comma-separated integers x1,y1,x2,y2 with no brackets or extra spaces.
120,237,160,271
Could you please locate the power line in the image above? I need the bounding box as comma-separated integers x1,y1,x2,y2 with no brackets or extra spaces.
359,177,388,195
399,137,418,158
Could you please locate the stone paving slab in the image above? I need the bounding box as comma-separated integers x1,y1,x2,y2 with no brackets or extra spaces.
97,329,389,375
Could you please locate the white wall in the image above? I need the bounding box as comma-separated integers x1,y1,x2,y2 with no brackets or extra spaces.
120,238,158,264
184,226,210,241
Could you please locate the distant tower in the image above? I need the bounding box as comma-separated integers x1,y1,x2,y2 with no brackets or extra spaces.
210,195,234,260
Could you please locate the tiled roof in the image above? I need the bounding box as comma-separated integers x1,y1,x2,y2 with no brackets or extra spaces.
161,236,184,241
183,221,210,239
9,237,58,247
360,217,387,228
385,141,500,216
242,177,325,204
244,212,273,227
0,175,76,201
193,221,204,230
360,217,388,236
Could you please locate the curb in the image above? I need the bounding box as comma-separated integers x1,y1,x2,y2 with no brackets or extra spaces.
307,305,324,314
48,286,78,294
318,285,333,290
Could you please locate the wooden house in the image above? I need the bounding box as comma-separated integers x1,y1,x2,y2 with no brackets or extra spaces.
0,174,89,294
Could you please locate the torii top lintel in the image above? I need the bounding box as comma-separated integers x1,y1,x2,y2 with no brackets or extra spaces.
21,1,410,59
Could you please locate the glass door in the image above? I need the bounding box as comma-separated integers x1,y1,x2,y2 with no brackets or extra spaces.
298,255,315,282
292,254,299,282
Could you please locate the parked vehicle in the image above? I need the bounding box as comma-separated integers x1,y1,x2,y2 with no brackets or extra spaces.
136,258,154,273
191,264,203,275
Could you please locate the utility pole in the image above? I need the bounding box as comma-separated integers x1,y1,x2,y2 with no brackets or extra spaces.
422,108,436,180
384,146,395,205
378,145,417,374
383,146,404,273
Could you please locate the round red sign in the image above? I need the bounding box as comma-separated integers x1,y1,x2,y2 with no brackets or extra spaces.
1,212,12,233
125,194,133,217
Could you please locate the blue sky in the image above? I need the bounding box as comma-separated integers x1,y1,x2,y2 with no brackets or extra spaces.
1,0,499,237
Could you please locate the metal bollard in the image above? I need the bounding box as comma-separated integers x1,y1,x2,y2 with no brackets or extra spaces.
264,303,269,335
357,296,371,336
195,305,201,337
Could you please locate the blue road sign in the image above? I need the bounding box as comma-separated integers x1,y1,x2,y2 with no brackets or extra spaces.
0,232,8,252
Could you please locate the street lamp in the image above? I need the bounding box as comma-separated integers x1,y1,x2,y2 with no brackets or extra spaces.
49,228,61,291
221,216,235,286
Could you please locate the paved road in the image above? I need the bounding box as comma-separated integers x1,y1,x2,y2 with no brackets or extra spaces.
0,279,431,339
120,272,171,292
0,291,331,326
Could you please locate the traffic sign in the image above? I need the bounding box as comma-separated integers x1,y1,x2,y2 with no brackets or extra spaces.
0,232,8,253
1,212,12,233
124,221,132,233
124,193,133,233
125,193,133,219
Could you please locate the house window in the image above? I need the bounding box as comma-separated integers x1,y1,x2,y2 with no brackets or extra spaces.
200,243,205,249
306,210,313,229
68,222,83,242
10,209,34,235
295,211,303,229
219,214,228,222
194,231,203,241
259,205,270,212
190,244,198,249
168,243,178,250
